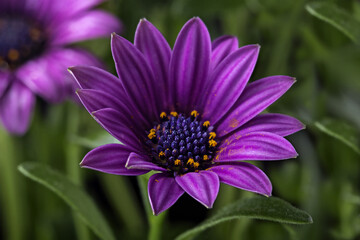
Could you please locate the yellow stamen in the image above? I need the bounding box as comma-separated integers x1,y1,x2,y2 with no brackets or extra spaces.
209,140,217,147
209,132,216,140
160,112,167,118
148,132,156,139
193,162,200,168
150,128,156,133
187,158,194,165
170,111,178,117
191,110,199,118
158,151,165,158
203,121,210,127
8,49,19,61
203,155,209,161
174,159,181,165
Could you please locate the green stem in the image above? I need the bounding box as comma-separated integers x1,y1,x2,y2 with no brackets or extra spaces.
137,174,166,240
65,103,90,240
0,129,26,240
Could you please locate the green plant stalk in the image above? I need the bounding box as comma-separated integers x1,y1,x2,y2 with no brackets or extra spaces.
0,129,26,240
137,174,166,240
66,103,90,240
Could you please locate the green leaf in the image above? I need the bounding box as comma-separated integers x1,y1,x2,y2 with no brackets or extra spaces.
18,162,115,240
314,119,360,155
71,132,121,149
175,196,313,240
306,2,360,43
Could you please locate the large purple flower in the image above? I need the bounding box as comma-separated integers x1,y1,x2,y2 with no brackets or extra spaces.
0,0,122,134
70,18,304,215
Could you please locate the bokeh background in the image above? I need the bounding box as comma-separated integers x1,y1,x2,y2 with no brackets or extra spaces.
1,0,360,239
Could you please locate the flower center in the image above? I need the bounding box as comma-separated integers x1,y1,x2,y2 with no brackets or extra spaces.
146,110,218,174
0,15,46,70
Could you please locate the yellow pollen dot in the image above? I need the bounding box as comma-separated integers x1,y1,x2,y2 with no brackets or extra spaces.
170,111,178,117
150,128,156,133
158,151,165,158
203,155,209,161
193,162,200,168
209,132,216,140
160,112,167,118
148,132,156,139
203,121,210,127
209,140,217,147
187,158,194,165
191,110,199,117
8,49,19,61
174,159,181,165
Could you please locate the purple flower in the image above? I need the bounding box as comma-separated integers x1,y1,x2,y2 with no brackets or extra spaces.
0,0,122,135
70,18,304,215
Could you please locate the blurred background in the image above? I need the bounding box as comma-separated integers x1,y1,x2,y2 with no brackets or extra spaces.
1,0,360,239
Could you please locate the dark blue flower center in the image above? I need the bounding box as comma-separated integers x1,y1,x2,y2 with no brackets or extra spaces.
0,15,46,70
146,111,218,174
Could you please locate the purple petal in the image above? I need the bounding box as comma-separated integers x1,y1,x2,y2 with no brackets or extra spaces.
0,71,11,98
126,152,167,172
0,81,35,135
175,171,219,208
201,45,260,124
50,10,122,46
134,19,171,110
211,35,238,69
215,132,298,162
148,173,184,215
234,113,305,137
111,33,158,121
215,76,296,137
92,108,144,153
209,162,272,196
17,48,102,103
81,144,148,176
169,17,211,112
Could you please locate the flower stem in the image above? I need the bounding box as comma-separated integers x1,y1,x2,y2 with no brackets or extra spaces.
0,129,27,240
65,103,90,240
137,174,166,240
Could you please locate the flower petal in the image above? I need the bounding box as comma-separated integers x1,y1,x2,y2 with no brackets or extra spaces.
175,171,219,208
134,19,171,110
148,173,184,215
126,152,167,172
0,71,11,98
0,81,35,135
111,33,158,121
216,132,298,161
17,48,102,103
50,10,122,46
215,76,296,137
211,35,238,69
201,45,260,124
209,162,272,196
92,108,144,153
233,113,305,137
169,17,211,112
81,143,148,176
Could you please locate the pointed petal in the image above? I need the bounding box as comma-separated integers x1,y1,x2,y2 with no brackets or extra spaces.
92,108,144,153
175,171,219,208
134,19,171,110
148,173,184,215
216,76,296,137
0,71,11,98
111,34,158,121
201,45,260,123
81,144,148,176
209,162,272,196
0,81,35,135
169,17,211,112
211,35,238,69
126,152,167,172
50,11,122,45
216,132,298,162
234,113,305,137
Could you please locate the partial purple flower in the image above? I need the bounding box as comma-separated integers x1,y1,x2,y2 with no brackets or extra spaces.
0,0,122,135
70,18,304,215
